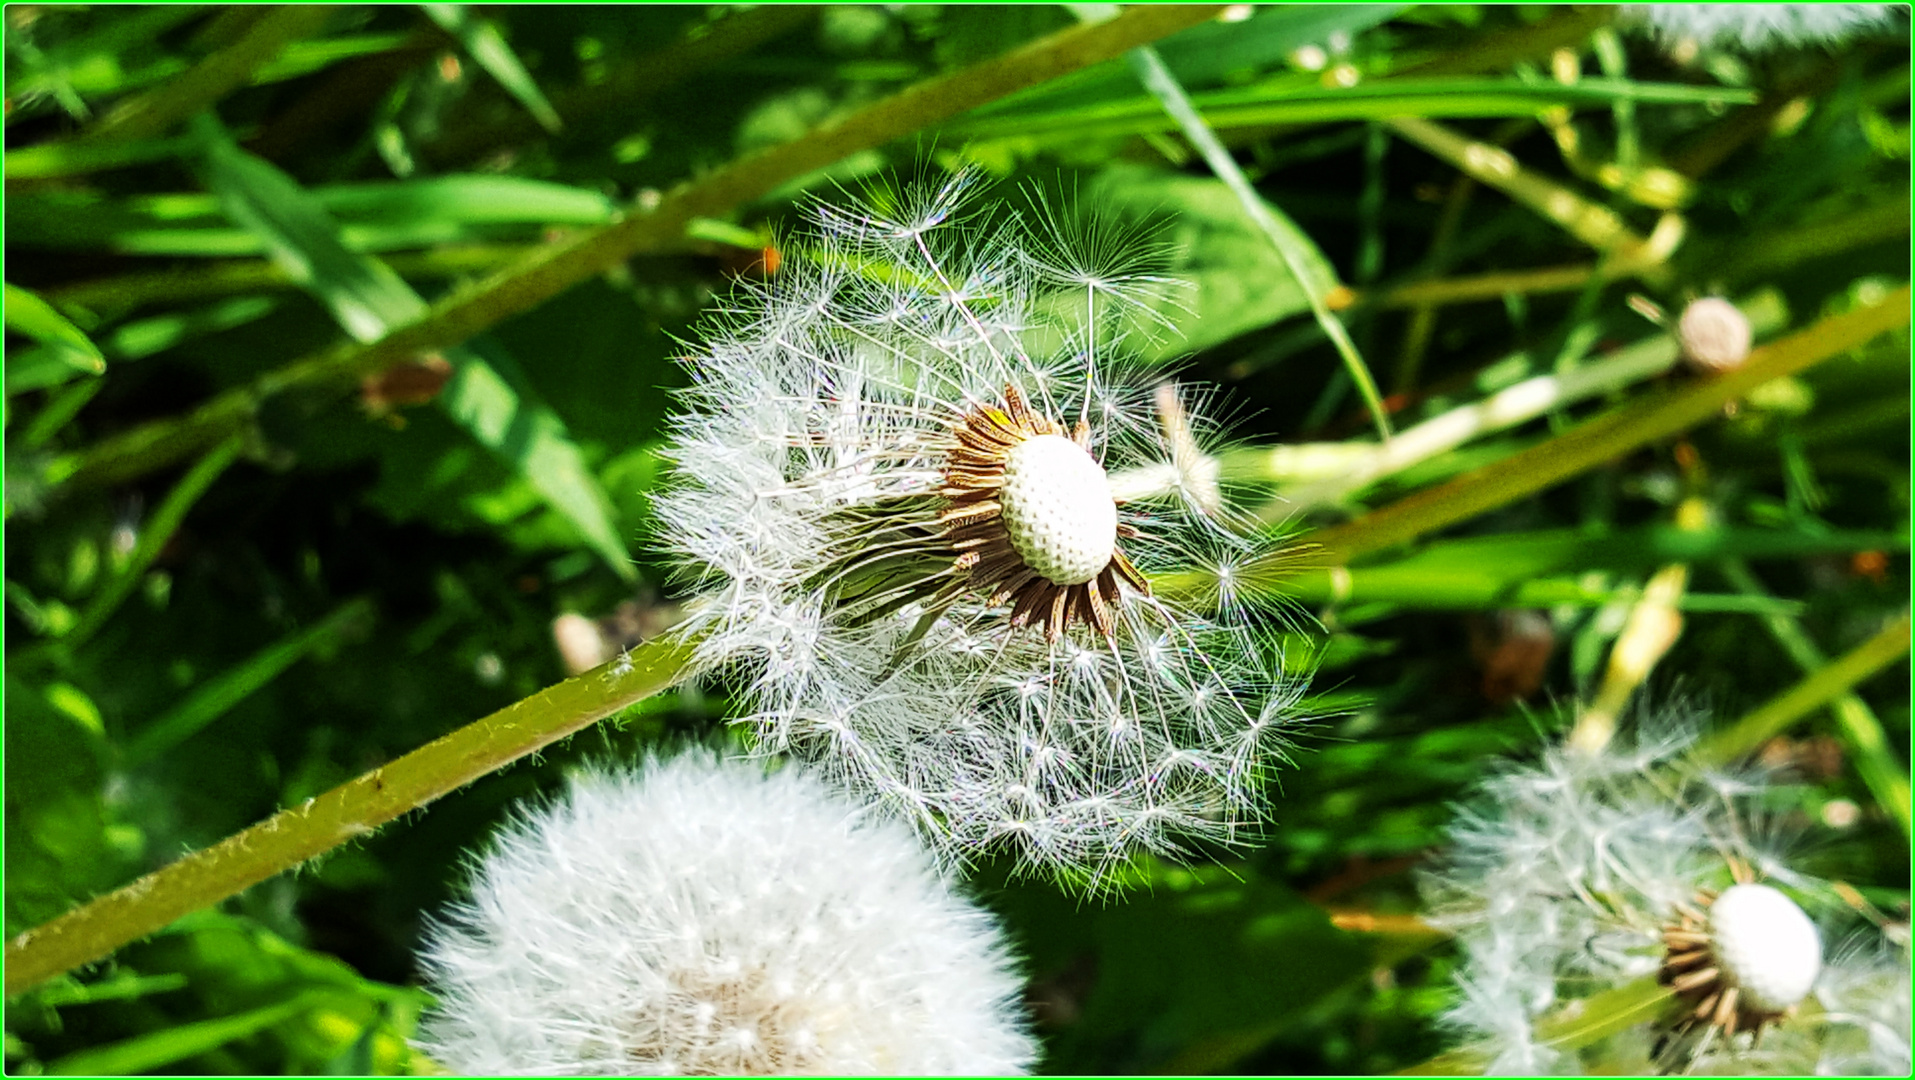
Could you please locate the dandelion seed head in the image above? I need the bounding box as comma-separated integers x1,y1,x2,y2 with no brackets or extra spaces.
1623,4,1902,51
1423,717,1909,1075
414,752,1034,1075
655,168,1305,888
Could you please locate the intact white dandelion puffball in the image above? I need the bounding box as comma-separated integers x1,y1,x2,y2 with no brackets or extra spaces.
656,167,1301,884
1708,883,1823,1014
414,752,1035,1075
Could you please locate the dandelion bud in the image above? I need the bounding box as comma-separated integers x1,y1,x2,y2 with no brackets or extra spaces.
1422,718,1909,1075
414,752,1035,1075
1677,296,1752,373
657,168,1303,885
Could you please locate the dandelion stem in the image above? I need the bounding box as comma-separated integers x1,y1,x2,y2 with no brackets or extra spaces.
1697,610,1912,775
3,628,705,997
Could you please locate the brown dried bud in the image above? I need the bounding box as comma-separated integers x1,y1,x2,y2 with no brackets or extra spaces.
1678,297,1752,373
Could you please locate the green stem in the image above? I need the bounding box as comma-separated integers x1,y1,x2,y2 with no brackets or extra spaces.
1719,560,1912,837
1289,285,1910,573
1697,611,1912,769
3,628,705,997
51,3,1224,494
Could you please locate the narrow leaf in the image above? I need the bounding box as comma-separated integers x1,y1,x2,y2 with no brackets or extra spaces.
422,5,562,134
4,283,105,375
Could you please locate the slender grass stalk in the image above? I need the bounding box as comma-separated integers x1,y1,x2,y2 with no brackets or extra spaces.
73,6,339,146
1126,44,1391,440
1385,115,1674,276
1718,559,1911,837
1697,611,1912,771
1397,975,1677,1075
36,435,245,657
3,629,705,997
48,3,1224,493
1294,286,1911,570
42,245,538,312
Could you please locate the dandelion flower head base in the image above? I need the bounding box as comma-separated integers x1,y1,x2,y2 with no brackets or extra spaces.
943,384,1146,640
1660,882,1824,1041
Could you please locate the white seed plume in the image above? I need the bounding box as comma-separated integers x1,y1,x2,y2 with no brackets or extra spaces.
413,752,1035,1075
1677,296,1753,373
1622,4,1902,51
1421,717,1908,1075
656,168,1301,886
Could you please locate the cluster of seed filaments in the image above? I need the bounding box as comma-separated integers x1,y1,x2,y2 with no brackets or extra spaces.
940,385,1147,640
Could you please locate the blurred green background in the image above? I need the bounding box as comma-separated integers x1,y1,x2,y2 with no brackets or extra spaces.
4,4,1907,1074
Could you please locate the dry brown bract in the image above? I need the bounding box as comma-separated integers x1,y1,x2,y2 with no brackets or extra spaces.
939,385,1149,641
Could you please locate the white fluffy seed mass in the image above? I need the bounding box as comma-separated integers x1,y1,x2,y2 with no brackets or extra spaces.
999,434,1117,586
414,753,1036,1076
1623,4,1901,50
1710,883,1823,1014
1421,719,1908,1075
654,168,1302,885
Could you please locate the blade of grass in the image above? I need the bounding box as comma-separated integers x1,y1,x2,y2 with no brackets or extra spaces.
41,245,532,313
1717,558,1910,837
422,5,561,134
70,5,337,145
7,296,280,397
45,991,329,1076
125,597,375,765
4,283,105,377
3,627,704,997
37,434,246,657
1125,43,1390,439
1698,611,1912,765
51,3,1227,493
191,116,636,580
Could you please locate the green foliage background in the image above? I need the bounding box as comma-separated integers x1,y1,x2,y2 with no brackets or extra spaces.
3,4,1908,1074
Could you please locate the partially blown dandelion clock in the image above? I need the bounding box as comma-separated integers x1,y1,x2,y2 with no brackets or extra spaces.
657,169,1302,885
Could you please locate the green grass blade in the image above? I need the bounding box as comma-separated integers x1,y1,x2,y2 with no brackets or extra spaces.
423,5,562,134
126,597,376,765
1126,44,1391,439
44,992,326,1075
443,338,637,580
4,283,105,377
190,117,634,580
7,297,279,397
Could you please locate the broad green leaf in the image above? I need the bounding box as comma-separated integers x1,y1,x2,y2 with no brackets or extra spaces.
3,284,104,376
423,5,562,134
190,116,633,580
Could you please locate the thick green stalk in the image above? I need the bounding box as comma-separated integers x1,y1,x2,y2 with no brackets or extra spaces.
1697,611,1912,768
51,4,1224,492
3,629,704,996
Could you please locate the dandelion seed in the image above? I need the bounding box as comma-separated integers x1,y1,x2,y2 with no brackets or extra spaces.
656,168,1303,886
414,751,1035,1075
1422,714,1910,1075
